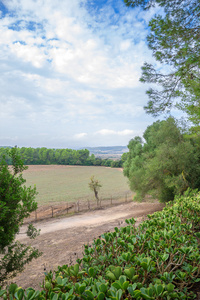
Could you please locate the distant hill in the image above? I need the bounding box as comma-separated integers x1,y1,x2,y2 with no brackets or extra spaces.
80,146,128,159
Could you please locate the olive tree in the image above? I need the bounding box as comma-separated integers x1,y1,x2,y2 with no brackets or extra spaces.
88,175,102,206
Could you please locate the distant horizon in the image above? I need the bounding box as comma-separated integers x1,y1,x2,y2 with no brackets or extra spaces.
0,145,128,150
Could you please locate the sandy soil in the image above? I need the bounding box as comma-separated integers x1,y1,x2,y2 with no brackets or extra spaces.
9,201,164,290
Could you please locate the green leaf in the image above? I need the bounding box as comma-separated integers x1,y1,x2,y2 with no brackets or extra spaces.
97,292,105,300
26,289,35,300
155,284,164,296
161,253,169,262
56,276,63,285
195,232,200,238
113,267,122,279
141,262,148,271
106,271,116,281
124,269,131,279
133,290,142,298
140,291,153,300
122,281,129,291
99,284,107,293
127,283,137,296
0,291,6,297
119,276,126,285
112,282,122,290
85,290,94,300
74,264,79,275
166,283,175,293
116,289,123,300
132,275,139,281
88,267,95,277
8,284,18,295
51,293,59,300
79,284,86,294
15,288,24,300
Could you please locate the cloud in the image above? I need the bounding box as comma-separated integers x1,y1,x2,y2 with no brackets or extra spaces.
1,0,154,89
10,42,46,68
96,129,135,136
0,0,162,148
74,133,88,140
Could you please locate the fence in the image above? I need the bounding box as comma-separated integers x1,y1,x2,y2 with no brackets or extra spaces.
24,192,133,223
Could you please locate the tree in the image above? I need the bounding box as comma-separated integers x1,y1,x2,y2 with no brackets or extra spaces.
0,147,41,282
124,0,200,123
123,117,200,202
88,175,102,206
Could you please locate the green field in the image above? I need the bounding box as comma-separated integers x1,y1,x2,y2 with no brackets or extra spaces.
22,165,131,206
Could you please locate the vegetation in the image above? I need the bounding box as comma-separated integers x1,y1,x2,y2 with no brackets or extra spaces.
0,147,41,283
22,165,130,205
122,0,200,202
1,190,200,299
88,176,102,206
1,1,199,291
124,0,200,128
123,117,200,202
0,147,123,168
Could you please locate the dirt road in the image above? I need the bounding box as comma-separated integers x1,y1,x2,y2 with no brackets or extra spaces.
10,201,164,290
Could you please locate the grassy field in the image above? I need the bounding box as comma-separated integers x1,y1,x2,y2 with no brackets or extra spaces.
22,165,131,206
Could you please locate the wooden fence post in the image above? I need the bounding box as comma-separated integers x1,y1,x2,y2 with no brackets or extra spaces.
51,206,53,218
77,201,79,212
88,200,90,210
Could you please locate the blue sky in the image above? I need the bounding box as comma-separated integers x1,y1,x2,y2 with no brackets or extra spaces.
0,0,164,148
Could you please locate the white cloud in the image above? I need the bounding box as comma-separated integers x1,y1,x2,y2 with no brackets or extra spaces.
74,133,88,140
10,42,46,68
96,129,135,136
0,0,162,148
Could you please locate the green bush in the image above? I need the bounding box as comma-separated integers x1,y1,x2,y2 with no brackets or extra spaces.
1,189,200,299
0,147,41,282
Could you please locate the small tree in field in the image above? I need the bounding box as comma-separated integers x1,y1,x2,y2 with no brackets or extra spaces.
88,175,102,206
0,147,41,283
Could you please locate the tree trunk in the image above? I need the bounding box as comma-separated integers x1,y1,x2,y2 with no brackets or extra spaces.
94,190,99,206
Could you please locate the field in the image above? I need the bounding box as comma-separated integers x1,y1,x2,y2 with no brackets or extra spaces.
23,165,131,206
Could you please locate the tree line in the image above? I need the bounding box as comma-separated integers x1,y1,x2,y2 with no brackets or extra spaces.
122,117,200,202
0,147,123,168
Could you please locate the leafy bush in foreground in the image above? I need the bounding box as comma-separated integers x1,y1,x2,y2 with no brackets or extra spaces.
1,190,200,299
0,147,41,283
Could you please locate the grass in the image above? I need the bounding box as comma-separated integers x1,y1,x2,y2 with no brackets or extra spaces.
22,165,131,206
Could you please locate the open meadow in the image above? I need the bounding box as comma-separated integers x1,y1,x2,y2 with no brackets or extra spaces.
23,165,131,206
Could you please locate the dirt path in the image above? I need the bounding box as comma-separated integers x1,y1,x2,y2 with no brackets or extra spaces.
10,201,164,290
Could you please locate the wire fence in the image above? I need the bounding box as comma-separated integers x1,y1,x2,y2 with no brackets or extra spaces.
24,192,133,223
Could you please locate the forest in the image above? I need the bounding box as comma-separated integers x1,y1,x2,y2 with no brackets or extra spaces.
0,147,123,168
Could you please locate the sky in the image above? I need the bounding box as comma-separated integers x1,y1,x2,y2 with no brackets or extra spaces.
0,0,164,148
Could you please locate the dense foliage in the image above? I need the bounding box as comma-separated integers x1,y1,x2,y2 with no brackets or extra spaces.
0,147,122,168
1,190,200,299
0,148,41,282
123,117,200,202
124,0,200,127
